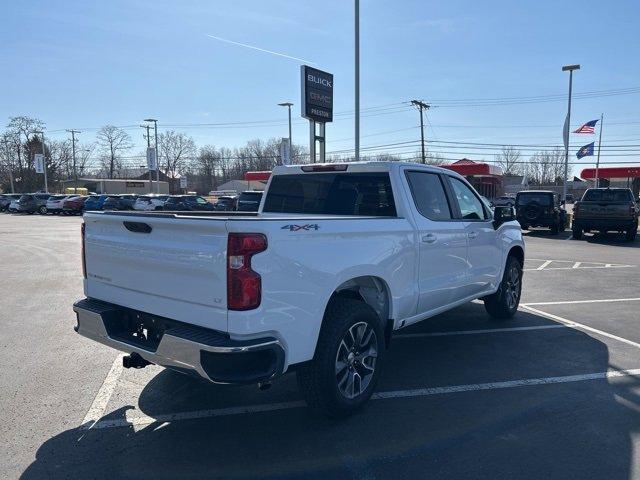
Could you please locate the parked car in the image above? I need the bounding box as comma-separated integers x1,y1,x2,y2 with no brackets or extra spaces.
133,195,169,211
572,188,639,241
0,194,22,212
46,195,78,214
163,195,215,211
213,195,237,211
8,198,21,212
103,194,137,211
493,195,516,207
515,190,566,234
74,161,524,417
63,196,89,215
17,193,51,214
236,191,263,212
83,195,109,211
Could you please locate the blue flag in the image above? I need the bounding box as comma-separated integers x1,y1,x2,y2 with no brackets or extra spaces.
576,142,594,159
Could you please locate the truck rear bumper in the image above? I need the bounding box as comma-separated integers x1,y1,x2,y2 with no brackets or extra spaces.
573,218,637,231
73,298,285,384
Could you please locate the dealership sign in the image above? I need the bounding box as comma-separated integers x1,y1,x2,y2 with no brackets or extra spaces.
301,65,333,123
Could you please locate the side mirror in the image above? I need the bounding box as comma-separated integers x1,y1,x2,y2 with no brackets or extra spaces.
493,205,515,229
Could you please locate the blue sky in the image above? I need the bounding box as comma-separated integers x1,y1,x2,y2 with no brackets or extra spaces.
2,0,639,170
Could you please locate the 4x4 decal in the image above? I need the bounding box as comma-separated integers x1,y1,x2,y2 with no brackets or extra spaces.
281,224,320,231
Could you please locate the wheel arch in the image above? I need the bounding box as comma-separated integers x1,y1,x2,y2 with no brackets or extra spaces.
508,245,524,267
326,275,394,348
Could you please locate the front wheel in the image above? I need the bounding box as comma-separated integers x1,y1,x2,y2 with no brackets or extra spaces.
550,222,559,235
626,225,637,242
38,205,47,215
484,255,522,319
297,297,385,417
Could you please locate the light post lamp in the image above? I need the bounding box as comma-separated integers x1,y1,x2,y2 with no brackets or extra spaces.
561,64,580,203
144,119,159,193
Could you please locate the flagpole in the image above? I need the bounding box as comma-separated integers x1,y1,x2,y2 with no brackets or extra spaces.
594,113,603,188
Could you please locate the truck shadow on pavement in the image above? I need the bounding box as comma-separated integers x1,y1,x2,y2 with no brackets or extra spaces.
21,305,640,480
580,232,639,248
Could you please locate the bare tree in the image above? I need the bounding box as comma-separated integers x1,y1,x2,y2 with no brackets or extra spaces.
96,125,133,179
495,146,522,175
424,152,446,166
527,148,569,185
158,130,197,178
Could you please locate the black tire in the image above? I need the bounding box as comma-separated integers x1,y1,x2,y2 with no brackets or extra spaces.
520,223,529,230
483,255,522,320
38,205,47,215
626,227,637,242
550,221,559,235
297,297,385,417
572,226,583,240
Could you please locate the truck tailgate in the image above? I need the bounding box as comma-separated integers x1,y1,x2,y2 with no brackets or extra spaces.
83,213,228,332
577,202,631,219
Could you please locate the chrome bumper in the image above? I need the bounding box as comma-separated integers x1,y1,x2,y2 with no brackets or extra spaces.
73,298,285,384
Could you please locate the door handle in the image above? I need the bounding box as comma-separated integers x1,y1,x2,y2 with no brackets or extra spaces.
421,233,437,244
467,231,478,239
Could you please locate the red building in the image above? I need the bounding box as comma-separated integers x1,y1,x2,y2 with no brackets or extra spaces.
442,159,504,199
581,166,640,198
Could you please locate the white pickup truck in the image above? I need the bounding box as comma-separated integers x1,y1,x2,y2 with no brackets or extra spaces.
74,161,524,416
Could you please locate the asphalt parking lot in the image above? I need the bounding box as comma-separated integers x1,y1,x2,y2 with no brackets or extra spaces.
2,214,640,480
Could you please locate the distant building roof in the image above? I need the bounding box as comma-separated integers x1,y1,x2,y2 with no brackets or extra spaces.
217,179,266,193
443,159,503,176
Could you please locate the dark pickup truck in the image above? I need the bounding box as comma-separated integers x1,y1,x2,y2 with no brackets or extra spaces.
572,188,639,241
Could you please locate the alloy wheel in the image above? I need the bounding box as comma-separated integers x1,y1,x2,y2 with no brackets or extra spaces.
335,322,378,399
505,265,521,310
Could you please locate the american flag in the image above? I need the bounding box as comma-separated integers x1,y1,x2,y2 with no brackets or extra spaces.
574,119,598,134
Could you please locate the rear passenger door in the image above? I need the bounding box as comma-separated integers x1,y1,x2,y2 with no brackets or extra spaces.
445,176,501,296
404,170,469,315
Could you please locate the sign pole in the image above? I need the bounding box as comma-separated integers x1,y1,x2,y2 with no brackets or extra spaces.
595,113,603,188
319,123,326,163
309,121,316,164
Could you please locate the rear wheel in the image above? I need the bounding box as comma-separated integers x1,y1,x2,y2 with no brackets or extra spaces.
626,225,637,242
484,255,522,320
38,205,47,215
297,297,385,417
550,221,559,235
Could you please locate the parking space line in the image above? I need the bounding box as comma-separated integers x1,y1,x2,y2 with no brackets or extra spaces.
523,298,640,307
395,324,567,339
81,354,125,430
521,305,640,349
536,260,553,270
86,368,640,430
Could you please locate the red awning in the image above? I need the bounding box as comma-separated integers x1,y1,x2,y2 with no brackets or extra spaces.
581,166,640,179
442,159,503,176
244,171,272,181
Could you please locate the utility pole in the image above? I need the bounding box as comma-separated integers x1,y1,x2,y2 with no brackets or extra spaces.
33,131,48,193
145,119,159,193
411,100,430,163
140,124,153,192
561,64,580,203
595,113,604,188
1,138,16,193
67,130,80,193
354,0,360,161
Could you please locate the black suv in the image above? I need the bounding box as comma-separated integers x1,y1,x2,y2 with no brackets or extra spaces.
102,194,137,210
236,191,263,212
515,190,566,234
163,195,214,211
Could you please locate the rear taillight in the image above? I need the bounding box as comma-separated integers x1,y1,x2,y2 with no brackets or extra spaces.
227,233,267,311
81,222,87,278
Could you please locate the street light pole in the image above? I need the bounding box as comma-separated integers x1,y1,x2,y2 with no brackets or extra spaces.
561,64,580,203
34,131,48,193
354,0,360,162
140,124,152,192
411,100,430,163
144,119,159,193
278,102,294,162
67,129,80,193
